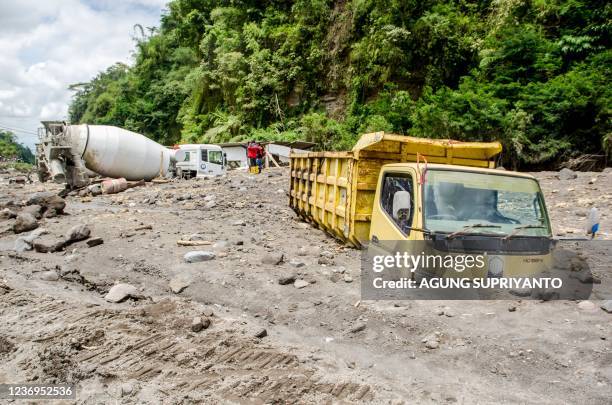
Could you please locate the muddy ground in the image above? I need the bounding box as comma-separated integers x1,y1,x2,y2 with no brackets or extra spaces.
0,167,610,404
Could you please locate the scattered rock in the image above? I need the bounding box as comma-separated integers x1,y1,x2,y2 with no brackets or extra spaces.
212,240,229,250
33,237,65,253
26,191,65,216
294,279,310,289
39,270,59,281
253,328,267,338
278,274,296,285
289,259,305,268
508,304,517,312
120,383,134,397
442,306,454,317
349,323,366,333
577,301,596,311
22,204,42,219
169,277,190,294
191,316,210,332
86,237,104,247
13,228,47,252
317,257,334,265
262,253,284,265
13,213,38,233
425,340,439,349
184,251,216,263
343,275,353,283
570,270,600,284
557,168,577,180
600,300,612,313
0,208,17,219
105,283,139,303
64,224,91,243
188,233,207,241
232,220,246,226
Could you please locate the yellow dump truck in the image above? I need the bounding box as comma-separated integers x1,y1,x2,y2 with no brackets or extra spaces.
290,131,553,269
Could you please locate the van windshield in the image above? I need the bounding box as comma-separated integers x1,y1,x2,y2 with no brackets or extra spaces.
423,169,551,237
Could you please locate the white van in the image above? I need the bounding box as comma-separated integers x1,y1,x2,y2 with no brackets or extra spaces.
174,144,226,178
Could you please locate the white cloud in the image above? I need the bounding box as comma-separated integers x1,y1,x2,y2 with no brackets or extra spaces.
0,0,165,150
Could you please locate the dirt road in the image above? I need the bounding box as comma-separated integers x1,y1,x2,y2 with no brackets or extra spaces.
0,168,610,404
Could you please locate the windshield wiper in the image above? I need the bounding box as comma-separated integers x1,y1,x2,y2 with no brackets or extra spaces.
503,224,546,240
446,224,502,239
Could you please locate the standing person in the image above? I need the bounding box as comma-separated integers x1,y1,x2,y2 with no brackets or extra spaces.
255,142,264,173
247,141,258,172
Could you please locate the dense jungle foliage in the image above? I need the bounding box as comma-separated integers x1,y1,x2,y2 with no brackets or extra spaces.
0,130,34,164
69,0,611,168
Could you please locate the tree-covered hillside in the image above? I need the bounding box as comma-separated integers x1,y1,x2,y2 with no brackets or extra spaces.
69,0,611,168
0,130,34,164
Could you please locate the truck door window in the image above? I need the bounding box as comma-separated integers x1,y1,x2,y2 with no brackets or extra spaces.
381,173,414,235
201,149,208,162
208,150,223,165
183,152,190,162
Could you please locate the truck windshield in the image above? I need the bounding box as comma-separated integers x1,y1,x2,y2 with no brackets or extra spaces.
423,169,551,237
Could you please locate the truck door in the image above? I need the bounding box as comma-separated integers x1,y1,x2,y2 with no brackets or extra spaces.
369,168,420,242
199,148,225,176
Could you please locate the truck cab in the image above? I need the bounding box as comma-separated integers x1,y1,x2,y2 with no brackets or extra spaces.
174,144,226,178
369,163,553,277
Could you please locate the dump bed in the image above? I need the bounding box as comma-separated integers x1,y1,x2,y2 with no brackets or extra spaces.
289,132,502,247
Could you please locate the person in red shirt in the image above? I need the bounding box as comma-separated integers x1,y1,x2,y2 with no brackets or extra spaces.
247,141,258,170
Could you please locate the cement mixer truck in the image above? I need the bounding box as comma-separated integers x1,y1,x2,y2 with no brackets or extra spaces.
36,121,173,188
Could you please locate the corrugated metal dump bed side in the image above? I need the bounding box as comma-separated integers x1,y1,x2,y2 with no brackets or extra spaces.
289,132,502,247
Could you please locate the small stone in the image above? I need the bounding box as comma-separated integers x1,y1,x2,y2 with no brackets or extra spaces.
86,237,104,247
254,328,267,338
320,250,334,259
191,316,210,332
120,383,134,397
601,300,612,313
294,279,309,289
233,220,246,226
39,271,59,281
205,200,216,209
577,301,596,311
508,304,517,312
188,233,206,241
262,253,284,265
13,213,38,233
289,259,305,268
343,275,353,283
318,257,334,265
64,224,91,243
443,306,454,317
184,251,215,263
105,283,139,303
169,277,190,294
425,340,439,349
278,275,296,285
212,240,229,250
202,308,214,317
349,323,366,333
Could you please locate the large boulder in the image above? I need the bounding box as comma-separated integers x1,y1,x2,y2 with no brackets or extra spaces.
13,213,38,234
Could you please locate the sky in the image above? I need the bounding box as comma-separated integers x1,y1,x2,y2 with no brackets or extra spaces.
0,0,167,151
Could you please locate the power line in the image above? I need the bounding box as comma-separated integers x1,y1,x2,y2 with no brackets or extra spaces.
0,123,39,136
